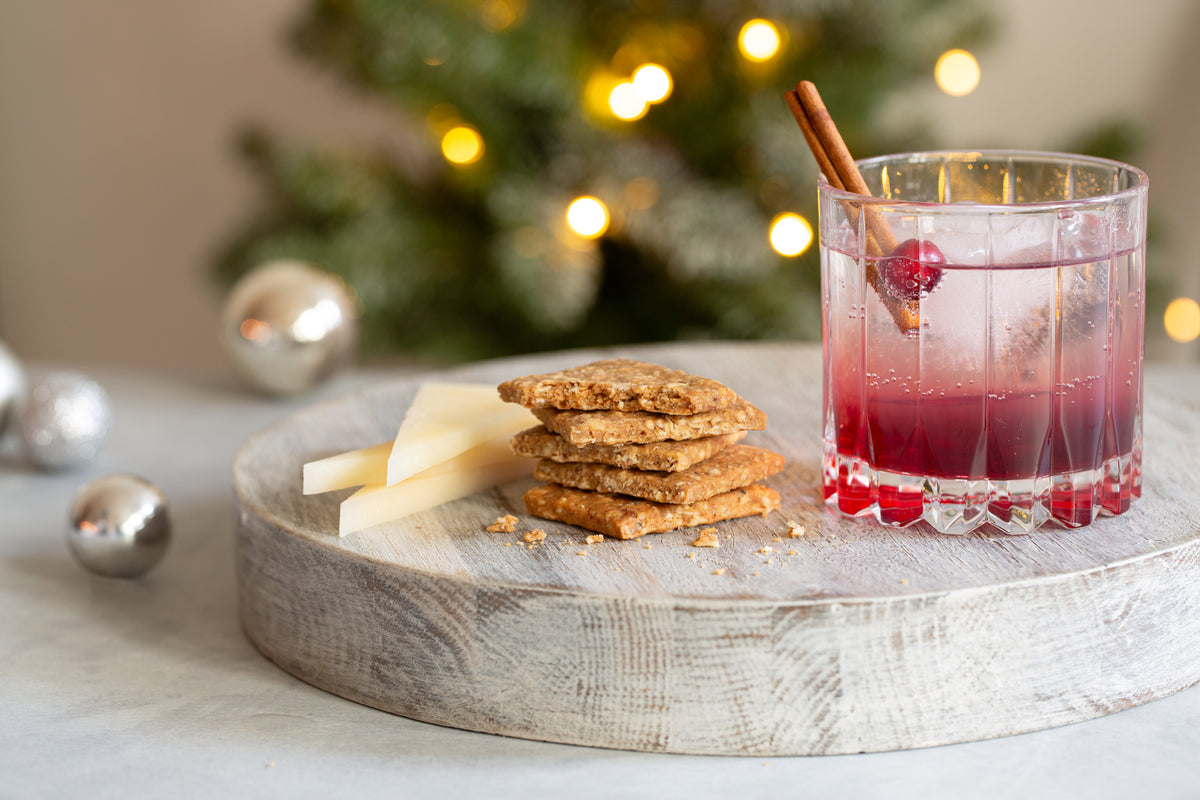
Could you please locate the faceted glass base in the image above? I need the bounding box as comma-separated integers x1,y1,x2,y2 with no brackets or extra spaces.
823,444,1141,535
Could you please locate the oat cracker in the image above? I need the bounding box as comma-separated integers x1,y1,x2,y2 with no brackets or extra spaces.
511,425,746,472
522,482,781,540
533,444,784,505
533,398,766,446
498,359,739,415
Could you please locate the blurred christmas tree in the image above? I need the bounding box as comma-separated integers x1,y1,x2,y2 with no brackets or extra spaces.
217,0,995,362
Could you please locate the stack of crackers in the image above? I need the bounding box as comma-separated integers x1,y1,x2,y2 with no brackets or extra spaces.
498,359,783,539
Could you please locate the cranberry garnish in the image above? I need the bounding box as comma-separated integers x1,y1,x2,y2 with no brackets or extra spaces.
878,238,945,300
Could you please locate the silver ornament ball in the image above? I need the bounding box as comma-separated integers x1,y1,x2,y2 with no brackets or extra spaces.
17,371,112,470
0,339,24,438
221,260,359,396
67,473,171,579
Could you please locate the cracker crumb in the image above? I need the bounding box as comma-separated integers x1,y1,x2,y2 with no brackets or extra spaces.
644,543,652,549
266,762,275,770
773,537,782,542
901,578,909,584
523,529,546,543
686,552,697,559
585,534,604,544
504,542,512,547
765,558,774,564
753,571,760,576
788,550,798,556
786,520,806,538
487,514,519,533
691,529,719,548
577,550,587,556
759,546,774,554
713,568,726,575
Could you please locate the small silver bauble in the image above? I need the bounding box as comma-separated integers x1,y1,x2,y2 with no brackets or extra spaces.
17,371,112,470
0,339,24,438
67,473,171,579
220,260,359,396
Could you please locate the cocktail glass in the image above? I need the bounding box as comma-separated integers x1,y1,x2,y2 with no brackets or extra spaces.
819,151,1148,534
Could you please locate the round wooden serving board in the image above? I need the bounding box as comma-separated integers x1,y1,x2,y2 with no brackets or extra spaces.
234,342,1200,755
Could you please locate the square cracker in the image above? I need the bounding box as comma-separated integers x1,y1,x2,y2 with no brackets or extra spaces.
497,359,738,415
523,482,781,540
533,444,785,505
511,426,747,472
532,398,766,446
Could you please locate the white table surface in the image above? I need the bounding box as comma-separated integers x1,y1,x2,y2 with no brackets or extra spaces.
3,355,1199,800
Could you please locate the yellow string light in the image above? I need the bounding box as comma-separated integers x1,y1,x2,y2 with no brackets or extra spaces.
479,0,525,32
769,213,813,257
441,125,484,165
608,82,648,120
632,64,672,103
566,196,610,238
738,19,781,62
1164,297,1200,343
935,49,981,96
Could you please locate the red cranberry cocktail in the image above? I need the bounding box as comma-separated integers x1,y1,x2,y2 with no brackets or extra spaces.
819,151,1148,534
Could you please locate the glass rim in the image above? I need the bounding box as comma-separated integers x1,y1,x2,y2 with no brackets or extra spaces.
818,149,1149,211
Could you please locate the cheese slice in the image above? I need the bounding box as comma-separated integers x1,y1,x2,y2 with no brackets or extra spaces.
340,438,527,535
302,441,390,495
386,382,532,486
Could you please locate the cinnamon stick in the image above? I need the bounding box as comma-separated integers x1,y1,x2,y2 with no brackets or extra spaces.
783,90,843,192
785,87,880,255
785,80,916,331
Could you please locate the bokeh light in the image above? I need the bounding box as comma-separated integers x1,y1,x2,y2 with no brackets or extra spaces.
1164,296,1200,343
608,82,648,120
769,213,813,257
623,177,660,211
566,196,610,238
239,318,272,343
738,19,781,62
441,125,484,165
632,64,673,103
935,49,981,96
479,0,525,32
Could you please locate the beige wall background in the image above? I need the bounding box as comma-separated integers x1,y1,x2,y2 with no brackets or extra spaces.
1,0,1196,378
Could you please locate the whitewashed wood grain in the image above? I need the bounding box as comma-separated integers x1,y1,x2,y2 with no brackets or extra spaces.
233,342,1200,755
